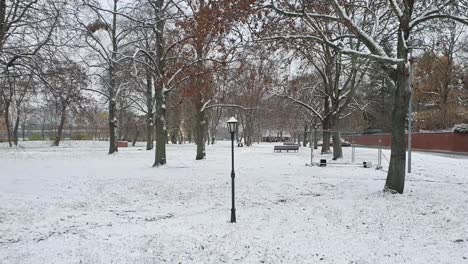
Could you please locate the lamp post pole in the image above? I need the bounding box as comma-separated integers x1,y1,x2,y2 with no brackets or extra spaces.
227,117,238,223
230,131,236,223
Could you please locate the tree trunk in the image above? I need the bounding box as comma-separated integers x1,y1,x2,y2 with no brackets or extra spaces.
171,130,177,144
330,118,342,160
385,65,410,193
313,126,318,149
385,19,412,194
145,67,154,150
152,0,167,165
332,132,342,160
13,112,20,146
53,104,67,147
108,97,118,154
321,119,331,154
210,119,217,144
195,107,206,160
303,124,309,147
245,123,252,147
153,91,167,166
179,128,184,144
132,128,139,147
118,98,124,140
21,119,25,141
145,111,154,150
108,0,119,154
321,96,331,154
41,121,45,140
122,124,129,142
3,104,12,147
322,132,330,154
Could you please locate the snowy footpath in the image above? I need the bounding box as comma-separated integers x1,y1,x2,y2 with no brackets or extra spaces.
1,141,467,263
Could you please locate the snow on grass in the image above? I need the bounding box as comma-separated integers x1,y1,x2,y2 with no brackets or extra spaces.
1,141,467,263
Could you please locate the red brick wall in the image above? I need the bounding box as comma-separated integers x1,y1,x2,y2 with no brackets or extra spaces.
117,141,128,148
345,133,468,154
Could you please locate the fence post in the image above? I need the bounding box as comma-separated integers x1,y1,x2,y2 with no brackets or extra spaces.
310,127,314,165
376,139,383,170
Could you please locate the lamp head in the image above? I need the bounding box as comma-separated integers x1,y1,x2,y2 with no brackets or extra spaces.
227,117,238,133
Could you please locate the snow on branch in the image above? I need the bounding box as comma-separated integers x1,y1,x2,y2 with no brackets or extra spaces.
410,1,468,28
267,2,403,66
388,0,403,19
201,103,265,112
330,0,392,62
279,94,324,121
411,14,468,29
266,1,340,22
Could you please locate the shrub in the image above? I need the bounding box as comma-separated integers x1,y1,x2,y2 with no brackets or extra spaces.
29,135,44,141
453,123,468,134
71,134,93,140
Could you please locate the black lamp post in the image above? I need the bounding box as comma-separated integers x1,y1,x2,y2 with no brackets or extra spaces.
227,117,238,223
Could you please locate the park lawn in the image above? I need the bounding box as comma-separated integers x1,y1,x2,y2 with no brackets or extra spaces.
0,141,467,263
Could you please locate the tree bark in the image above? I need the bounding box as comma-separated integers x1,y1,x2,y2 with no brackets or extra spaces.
179,128,184,144
145,111,154,150
53,103,67,147
195,106,206,160
152,0,167,166
153,91,167,166
21,118,25,141
330,117,342,160
322,132,330,154
13,111,20,146
303,124,309,147
108,0,119,154
332,132,342,160
132,126,139,147
385,64,410,193
117,98,124,140
313,126,318,149
384,8,413,194
41,119,45,140
108,98,118,154
145,66,154,150
3,103,12,147
321,118,331,154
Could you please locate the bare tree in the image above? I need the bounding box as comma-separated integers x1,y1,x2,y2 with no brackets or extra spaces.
43,59,88,146
0,0,59,147
269,0,468,193
76,0,133,154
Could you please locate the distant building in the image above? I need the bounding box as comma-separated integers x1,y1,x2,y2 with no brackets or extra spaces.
261,129,291,142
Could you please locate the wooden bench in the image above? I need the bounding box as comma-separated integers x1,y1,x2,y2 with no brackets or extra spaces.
274,145,299,152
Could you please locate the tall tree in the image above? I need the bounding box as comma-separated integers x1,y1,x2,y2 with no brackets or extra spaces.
179,0,256,160
0,0,59,147
77,0,130,154
269,0,468,193
45,60,87,146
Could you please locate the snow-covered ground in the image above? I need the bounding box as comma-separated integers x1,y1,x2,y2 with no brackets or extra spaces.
1,141,467,264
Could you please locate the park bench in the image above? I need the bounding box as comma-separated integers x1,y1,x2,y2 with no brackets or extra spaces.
274,145,299,152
